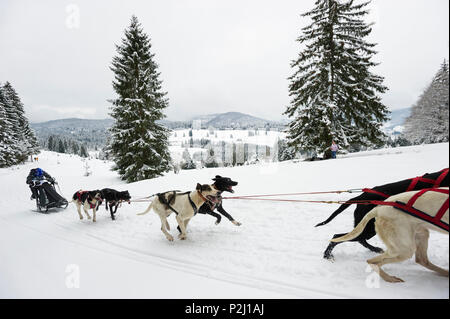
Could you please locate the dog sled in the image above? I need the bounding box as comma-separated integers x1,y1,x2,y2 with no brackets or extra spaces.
27,168,69,213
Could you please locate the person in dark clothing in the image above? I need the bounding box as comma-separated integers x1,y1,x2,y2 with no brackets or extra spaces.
26,168,55,203
26,168,68,212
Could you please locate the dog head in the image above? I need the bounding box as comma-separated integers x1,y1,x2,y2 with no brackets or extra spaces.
119,190,131,203
196,183,220,204
90,190,104,203
212,175,238,193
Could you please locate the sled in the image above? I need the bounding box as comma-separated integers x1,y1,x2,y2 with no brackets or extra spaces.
31,180,69,213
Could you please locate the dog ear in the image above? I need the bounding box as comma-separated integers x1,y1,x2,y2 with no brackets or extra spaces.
196,183,202,190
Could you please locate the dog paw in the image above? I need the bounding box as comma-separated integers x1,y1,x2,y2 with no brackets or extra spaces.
166,235,174,242
385,276,404,283
178,234,187,240
232,220,242,226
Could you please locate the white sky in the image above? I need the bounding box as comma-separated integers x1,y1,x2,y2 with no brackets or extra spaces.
0,0,448,123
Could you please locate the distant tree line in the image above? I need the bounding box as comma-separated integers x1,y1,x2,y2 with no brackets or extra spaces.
0,82,40,167
46,135,89,157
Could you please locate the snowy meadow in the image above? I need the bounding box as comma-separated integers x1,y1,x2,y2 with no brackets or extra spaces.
0,143,448,298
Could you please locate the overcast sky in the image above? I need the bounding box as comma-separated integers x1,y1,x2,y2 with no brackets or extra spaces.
0,0,449,123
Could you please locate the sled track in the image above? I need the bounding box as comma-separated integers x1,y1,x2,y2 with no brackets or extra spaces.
53,219,351,298
2,212,350,298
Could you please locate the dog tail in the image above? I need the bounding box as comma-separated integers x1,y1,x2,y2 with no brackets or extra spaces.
315,202,352,227
330,209,379,243
137,200,154,216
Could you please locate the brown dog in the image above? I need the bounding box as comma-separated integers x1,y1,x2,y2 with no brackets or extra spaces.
331,187,449,283
138,183,220,241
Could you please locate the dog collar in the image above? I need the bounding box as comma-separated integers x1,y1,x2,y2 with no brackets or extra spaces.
197,190,208,202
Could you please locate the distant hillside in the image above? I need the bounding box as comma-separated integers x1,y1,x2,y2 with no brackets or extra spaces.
31,118,114,150
192,112,284,129
30,112,285,150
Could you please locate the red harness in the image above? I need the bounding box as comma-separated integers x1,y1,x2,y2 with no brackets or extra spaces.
76,191,99,209
362,168,449,199
370,188,449,232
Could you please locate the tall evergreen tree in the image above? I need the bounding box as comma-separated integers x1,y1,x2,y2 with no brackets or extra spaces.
1,82,25,163
4,82,39,156
0,82,39,166
0,87,15,167
109,16,172,182
57,139,66,153
285,0,389,154
48,135,55,151
80,145,89,158
403,60,449,144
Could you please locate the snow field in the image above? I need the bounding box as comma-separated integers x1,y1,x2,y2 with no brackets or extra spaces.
0,143,448,298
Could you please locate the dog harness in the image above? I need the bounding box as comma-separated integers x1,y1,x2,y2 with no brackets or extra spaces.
362,168,449,199
76,190,100,209
370,188,449,232
157,191,200,216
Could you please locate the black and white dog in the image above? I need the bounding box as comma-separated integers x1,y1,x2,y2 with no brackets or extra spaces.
72,190,104,222
100,188,131,220
177,175,241,233
316,169,449,260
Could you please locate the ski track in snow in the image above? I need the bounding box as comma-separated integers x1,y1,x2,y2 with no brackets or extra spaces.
0,143,448,298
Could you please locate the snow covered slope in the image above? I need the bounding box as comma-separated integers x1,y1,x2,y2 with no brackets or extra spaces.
0,143,448,298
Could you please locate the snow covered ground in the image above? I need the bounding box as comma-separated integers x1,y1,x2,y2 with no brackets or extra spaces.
0,143,448,298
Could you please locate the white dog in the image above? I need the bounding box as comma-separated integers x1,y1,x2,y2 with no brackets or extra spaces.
138,183,220,241
331,187,449,283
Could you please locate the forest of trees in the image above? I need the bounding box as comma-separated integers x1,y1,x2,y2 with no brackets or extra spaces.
0,82,40,167
403,60,449,144
45,135,89,158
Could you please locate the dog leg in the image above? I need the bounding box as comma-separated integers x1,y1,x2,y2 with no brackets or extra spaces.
158,214,173,242
83,205,91,220
217,204,241,226
323,233,348,260
359,239,384,254
323,242,339,261
165,219,170,231
415,228,449,277
76,204,83,220
184,218,191,230
93,207,97,222
207,211,221,225
354,219,383,253
368,217,415,283
367,255,407,283
109,204,116,220
176,215,188,240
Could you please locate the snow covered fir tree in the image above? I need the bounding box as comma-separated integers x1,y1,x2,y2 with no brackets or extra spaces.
284,0,389,155
403,60,449,144
0,82,39,167
108,16,172,182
